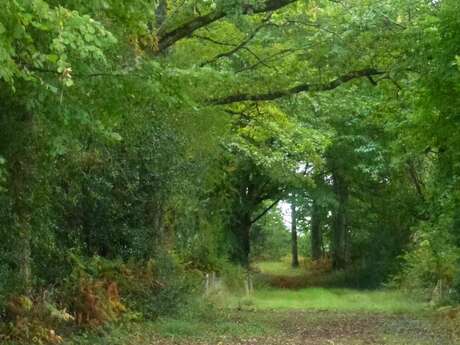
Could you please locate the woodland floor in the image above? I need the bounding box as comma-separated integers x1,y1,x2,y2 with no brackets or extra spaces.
68,261,460,345
148,310,454,345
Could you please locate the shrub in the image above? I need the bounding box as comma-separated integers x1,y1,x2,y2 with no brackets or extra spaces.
137,254,203,318
0,253,205,343
393,220,460,303
219,262,246,293
62,256,127,326
63,254,203,320
0,294,73,345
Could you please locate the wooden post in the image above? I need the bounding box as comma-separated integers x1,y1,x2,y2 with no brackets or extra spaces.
211,271,216,289
205,273,209,295
245,270,253,296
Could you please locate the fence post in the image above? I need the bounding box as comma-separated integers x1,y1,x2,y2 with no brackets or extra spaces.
205,272,209,295
245,270,253,296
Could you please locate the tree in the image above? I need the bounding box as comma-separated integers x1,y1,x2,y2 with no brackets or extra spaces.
290,198,299,268
2,0,459,311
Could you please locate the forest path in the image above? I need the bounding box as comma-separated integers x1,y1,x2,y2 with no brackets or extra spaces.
154,259,454,345
69,260,458,345
144,260,456,345
149,308,450,345
146,285,453,344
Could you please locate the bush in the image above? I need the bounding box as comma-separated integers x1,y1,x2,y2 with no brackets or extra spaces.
62,255,128,326
0,253,205,343
137,254,203,318
393,220,460,303
63,254,203,321
219,262,246,294
0,294,73,345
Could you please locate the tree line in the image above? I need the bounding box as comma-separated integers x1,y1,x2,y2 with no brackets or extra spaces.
0,0,459,324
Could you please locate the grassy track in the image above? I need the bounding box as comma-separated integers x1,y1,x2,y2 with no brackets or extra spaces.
234,288,426,313
66,260,459,345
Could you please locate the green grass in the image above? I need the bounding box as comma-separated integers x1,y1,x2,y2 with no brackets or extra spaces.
211,281,427,314
66,260,437,345
230,287,428,313
66,310,278,345
250,259,428,313
153,313,274,339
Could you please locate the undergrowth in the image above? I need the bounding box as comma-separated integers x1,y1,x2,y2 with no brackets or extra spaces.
0,254,204,345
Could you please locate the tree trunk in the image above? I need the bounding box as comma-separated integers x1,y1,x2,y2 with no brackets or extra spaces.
241,217,251,268
291,202,299,268
231,212,252,268
310,198,323,261
332,169,348,270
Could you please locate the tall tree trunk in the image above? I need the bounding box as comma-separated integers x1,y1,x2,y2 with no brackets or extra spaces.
332,169,348,270
310,198,323,261
240,216,252,268
231,212,252,268
291,202,299,268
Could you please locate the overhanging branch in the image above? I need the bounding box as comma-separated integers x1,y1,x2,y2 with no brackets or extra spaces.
200,16,271,67
209,68,385,105
157,0,298,51
250,198,281,224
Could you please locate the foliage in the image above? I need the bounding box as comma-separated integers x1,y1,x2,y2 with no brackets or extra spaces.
251,208,291,261
0,294,73,345
1,0,460,342
61,254,203,321
394,220,460,302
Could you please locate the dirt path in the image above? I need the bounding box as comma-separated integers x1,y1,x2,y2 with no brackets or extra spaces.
147,309,454,345
68,261,459,345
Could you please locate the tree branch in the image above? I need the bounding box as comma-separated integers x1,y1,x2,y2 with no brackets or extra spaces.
157,0,298,51
192,34,235,47
200,15,272,67
406,159,425,201
209,68,385,105
235,48,296,74
26,66,142,79
250,198,281,224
